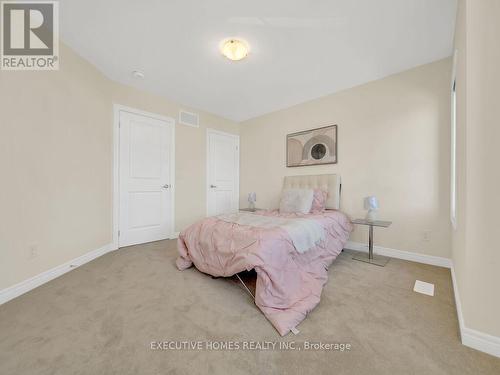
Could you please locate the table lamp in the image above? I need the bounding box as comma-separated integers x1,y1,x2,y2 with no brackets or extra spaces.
364,196,379,222
248,192,256,211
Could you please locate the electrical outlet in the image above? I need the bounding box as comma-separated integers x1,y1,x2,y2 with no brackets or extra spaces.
28,244,39,259
422,230,431,242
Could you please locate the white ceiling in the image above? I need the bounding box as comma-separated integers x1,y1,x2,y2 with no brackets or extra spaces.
59,0,457,122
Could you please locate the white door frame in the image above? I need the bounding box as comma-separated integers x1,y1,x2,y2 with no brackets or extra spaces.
206,128,240,216
112,104,176,250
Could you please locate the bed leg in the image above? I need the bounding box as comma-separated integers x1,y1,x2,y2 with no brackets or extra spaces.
236,273,255,300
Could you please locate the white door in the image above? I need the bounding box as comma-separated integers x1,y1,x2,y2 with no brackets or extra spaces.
119,110,174,247
207,129,239,216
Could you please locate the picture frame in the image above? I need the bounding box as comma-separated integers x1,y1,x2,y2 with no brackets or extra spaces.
286,125,338,167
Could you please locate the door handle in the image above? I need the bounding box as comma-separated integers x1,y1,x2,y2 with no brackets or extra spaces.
162,184,170,189
210,185,217,188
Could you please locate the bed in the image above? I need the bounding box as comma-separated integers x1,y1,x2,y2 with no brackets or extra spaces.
176,174,352,336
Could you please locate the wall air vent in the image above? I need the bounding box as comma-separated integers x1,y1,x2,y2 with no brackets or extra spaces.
179,110,199,128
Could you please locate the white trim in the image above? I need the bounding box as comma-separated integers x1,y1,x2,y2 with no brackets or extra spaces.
451,266,500,358
450,266,465,335
345,241,500,357
113,104,176,249
2,237,498,357
344,241,452,268
112,106,120,250
169,232,180,239
0,243,113,305
462,327,500,358
450,49,458,230
206,128,240,217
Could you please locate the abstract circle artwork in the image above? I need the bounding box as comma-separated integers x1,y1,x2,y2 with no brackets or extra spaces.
286,125,337,167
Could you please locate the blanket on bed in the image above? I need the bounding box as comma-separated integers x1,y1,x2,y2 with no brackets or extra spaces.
176,209,352,336
216,212,325,253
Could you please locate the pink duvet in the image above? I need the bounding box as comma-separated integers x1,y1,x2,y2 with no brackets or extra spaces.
176,209,353,336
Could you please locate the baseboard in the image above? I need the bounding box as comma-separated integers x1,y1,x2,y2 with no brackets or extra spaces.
169,232,180,239
0,243,114,305
450,266,500,358
345,241,500,358
344,241,500,357
450,266,465,337
3,239,498,358
461,327,500,358
344,241,452,268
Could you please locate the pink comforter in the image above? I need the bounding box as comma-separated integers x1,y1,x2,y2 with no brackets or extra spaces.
176,209,352,336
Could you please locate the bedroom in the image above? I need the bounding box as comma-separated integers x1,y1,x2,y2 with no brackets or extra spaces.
0,0,499,374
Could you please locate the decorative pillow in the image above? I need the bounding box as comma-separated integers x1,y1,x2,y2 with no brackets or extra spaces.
279,189,314,214
311,189,328,213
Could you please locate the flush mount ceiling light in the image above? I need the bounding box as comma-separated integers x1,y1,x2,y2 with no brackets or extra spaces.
132,70,144,79
220,39,249,61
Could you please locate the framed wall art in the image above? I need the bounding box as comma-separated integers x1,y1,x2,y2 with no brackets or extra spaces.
286,125,337,167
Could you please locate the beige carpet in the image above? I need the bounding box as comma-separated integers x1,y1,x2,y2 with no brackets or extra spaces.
1,240,499,375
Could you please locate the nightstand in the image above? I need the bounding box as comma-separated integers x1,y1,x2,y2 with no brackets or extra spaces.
351,219,392,267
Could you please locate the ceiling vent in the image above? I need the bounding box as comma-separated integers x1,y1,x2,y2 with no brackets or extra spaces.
179,110,199,128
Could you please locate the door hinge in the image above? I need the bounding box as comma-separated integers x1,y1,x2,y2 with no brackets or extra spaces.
118,230,121,237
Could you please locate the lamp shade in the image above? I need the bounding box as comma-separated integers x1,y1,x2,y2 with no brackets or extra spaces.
364,196,379,210
248,192,256,203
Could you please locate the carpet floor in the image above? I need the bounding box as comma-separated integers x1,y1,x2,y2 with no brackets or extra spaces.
1,239,499,375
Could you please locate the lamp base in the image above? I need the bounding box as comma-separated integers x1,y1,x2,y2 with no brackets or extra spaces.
365,209,378,222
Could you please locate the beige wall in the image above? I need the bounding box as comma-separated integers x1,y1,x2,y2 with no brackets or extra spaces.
0,43,238,290
452,0,500,338
0,44,113,290
240,59,452,258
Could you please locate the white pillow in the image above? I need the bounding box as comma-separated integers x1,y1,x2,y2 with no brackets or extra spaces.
279,189,314,214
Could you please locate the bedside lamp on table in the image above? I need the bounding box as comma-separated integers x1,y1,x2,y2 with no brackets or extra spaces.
364,196,379,222
247,192,256,211
352,195,392,266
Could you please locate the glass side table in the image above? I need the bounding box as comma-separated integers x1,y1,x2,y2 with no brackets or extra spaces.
351,219,392,267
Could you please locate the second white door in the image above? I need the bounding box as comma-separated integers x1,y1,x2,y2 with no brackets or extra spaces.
207,129,239,216
119,110,174,247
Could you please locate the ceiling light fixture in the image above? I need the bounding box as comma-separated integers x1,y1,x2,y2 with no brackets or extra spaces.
132,70,144,79
220,39,249,61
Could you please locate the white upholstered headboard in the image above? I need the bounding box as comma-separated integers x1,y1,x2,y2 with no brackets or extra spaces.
283,174,341,210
